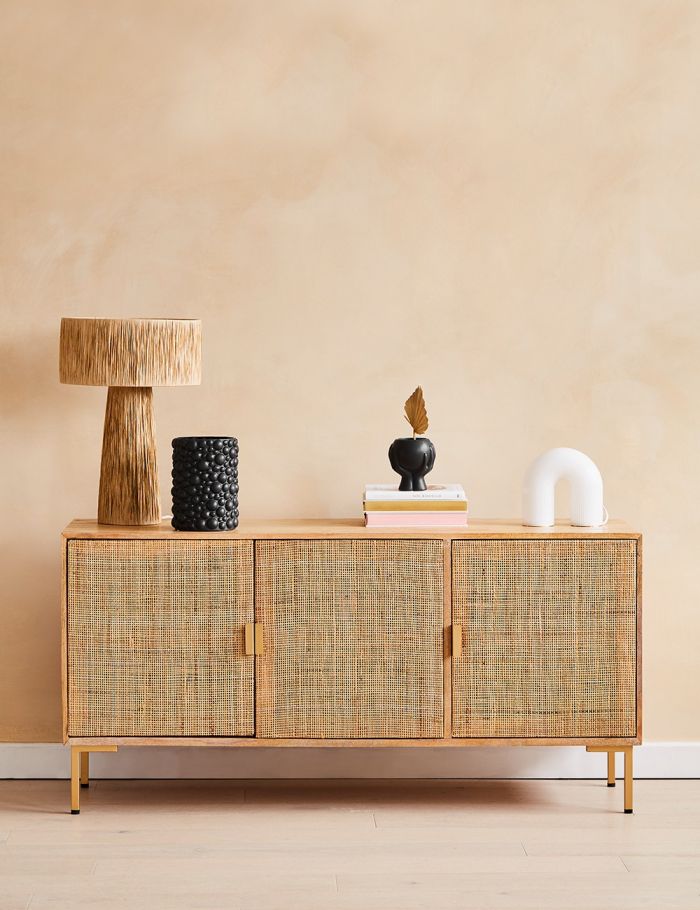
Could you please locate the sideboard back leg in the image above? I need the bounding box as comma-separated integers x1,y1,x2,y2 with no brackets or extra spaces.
624,747,634,814
607,751,616,787
80,751,89,788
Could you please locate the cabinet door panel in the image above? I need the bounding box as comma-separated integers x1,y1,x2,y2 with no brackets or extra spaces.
452,540,636,738
67,539,254,736
256,539,444,738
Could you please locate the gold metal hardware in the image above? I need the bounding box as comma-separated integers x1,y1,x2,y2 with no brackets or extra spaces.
607,751,615,787
70,745,118,814
244,623,255,656
80,752,89,788
244,622,264,656
624,747,633,813
585,745,633,813
452,624,462,659
70,748,80,814
254,623,264,655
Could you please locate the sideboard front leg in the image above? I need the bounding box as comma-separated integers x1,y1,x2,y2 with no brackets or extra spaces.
69,745,118,814
624,747,633,814
586,745,635,813
70,747,81,814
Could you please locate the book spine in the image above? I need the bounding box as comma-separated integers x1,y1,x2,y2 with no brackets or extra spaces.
364,513,469,528
364,490,466,502
364,500,468,512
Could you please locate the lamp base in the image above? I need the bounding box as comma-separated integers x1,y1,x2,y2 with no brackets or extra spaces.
98,387,161,526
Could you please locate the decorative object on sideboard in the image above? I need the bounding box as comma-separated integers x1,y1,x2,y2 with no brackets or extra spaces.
171,437,239,531
522,446,606,527
363,483,468,528
59,317,202,526
388,386,436,491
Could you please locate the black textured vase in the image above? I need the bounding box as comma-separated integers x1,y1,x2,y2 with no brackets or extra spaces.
171,437,239,531
388,437,436,491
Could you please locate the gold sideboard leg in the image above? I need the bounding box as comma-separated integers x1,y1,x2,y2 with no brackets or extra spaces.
623,747,634,814
586,745,634,813
607,750,616,787
69,745,118,815
80,751,89,789
70,747,81,814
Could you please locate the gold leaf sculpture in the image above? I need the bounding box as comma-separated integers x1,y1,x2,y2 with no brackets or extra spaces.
404,386,429,437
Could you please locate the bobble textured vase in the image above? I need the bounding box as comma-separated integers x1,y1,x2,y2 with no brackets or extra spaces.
171,437,239,531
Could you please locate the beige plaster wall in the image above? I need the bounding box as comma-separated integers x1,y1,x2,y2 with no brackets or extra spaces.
1,0,698,742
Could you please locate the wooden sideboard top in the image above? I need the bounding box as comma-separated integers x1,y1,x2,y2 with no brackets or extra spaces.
63,517,641,540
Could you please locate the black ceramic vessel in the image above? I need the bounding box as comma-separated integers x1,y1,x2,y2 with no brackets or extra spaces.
388,436,436,491
171,437,239,531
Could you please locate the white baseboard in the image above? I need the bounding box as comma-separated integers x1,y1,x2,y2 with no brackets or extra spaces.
1,742,698,780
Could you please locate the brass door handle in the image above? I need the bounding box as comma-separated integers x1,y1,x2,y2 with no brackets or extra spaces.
452,624,463,659
244,623,264,656
254,624,264,655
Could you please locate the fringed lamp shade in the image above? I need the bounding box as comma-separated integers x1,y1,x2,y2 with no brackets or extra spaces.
59,318,201,386
60,318,202,526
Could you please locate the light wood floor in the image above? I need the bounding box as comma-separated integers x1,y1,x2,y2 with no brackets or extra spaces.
1,779,700,909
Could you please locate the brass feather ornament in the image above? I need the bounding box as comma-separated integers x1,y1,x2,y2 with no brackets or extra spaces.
404,386,429,438
388,386,435,490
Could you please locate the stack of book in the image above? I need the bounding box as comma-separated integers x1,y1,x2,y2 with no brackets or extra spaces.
363,484,468,528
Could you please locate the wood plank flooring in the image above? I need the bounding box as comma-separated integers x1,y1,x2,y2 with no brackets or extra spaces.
1,779,699,909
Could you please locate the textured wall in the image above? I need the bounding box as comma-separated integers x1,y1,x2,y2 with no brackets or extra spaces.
1,1,698,742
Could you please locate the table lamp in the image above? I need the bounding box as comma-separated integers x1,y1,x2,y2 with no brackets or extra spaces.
60,317,202,526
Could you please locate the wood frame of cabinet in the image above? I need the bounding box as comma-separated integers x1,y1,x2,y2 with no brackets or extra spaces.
61,518,642,813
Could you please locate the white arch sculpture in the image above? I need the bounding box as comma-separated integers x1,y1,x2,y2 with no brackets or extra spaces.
522,447,605,527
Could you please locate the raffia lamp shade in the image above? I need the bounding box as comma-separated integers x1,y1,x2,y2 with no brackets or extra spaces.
60,318,202,526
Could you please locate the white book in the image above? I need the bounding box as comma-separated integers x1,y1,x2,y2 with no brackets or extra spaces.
364,483,467,502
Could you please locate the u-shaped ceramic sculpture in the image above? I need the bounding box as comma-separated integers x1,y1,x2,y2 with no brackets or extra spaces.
522,447,605,527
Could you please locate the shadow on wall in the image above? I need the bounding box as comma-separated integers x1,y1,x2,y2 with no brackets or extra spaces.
0,326,63,420
0,538,62,740
0,325,83,740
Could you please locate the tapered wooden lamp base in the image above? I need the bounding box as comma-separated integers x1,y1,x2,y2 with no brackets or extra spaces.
60,318,201,525
98,387,161,526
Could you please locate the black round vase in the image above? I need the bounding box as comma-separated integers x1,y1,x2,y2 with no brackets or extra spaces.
171,437,239,531
388,437,436,491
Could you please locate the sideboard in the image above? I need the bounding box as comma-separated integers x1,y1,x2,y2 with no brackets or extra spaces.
61,518,641,814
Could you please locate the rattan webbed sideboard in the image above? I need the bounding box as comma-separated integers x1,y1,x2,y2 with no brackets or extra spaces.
61,518,642,814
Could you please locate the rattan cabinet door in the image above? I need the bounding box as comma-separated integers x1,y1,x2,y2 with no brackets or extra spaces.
452,540,637,738
255,539,444,738
67,539,254,737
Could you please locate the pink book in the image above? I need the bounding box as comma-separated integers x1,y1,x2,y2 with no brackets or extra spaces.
364,512,468,528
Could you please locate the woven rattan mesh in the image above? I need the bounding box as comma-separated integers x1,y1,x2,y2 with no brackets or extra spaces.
255,539,444,738
67,539,254,736
452,540,637,738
